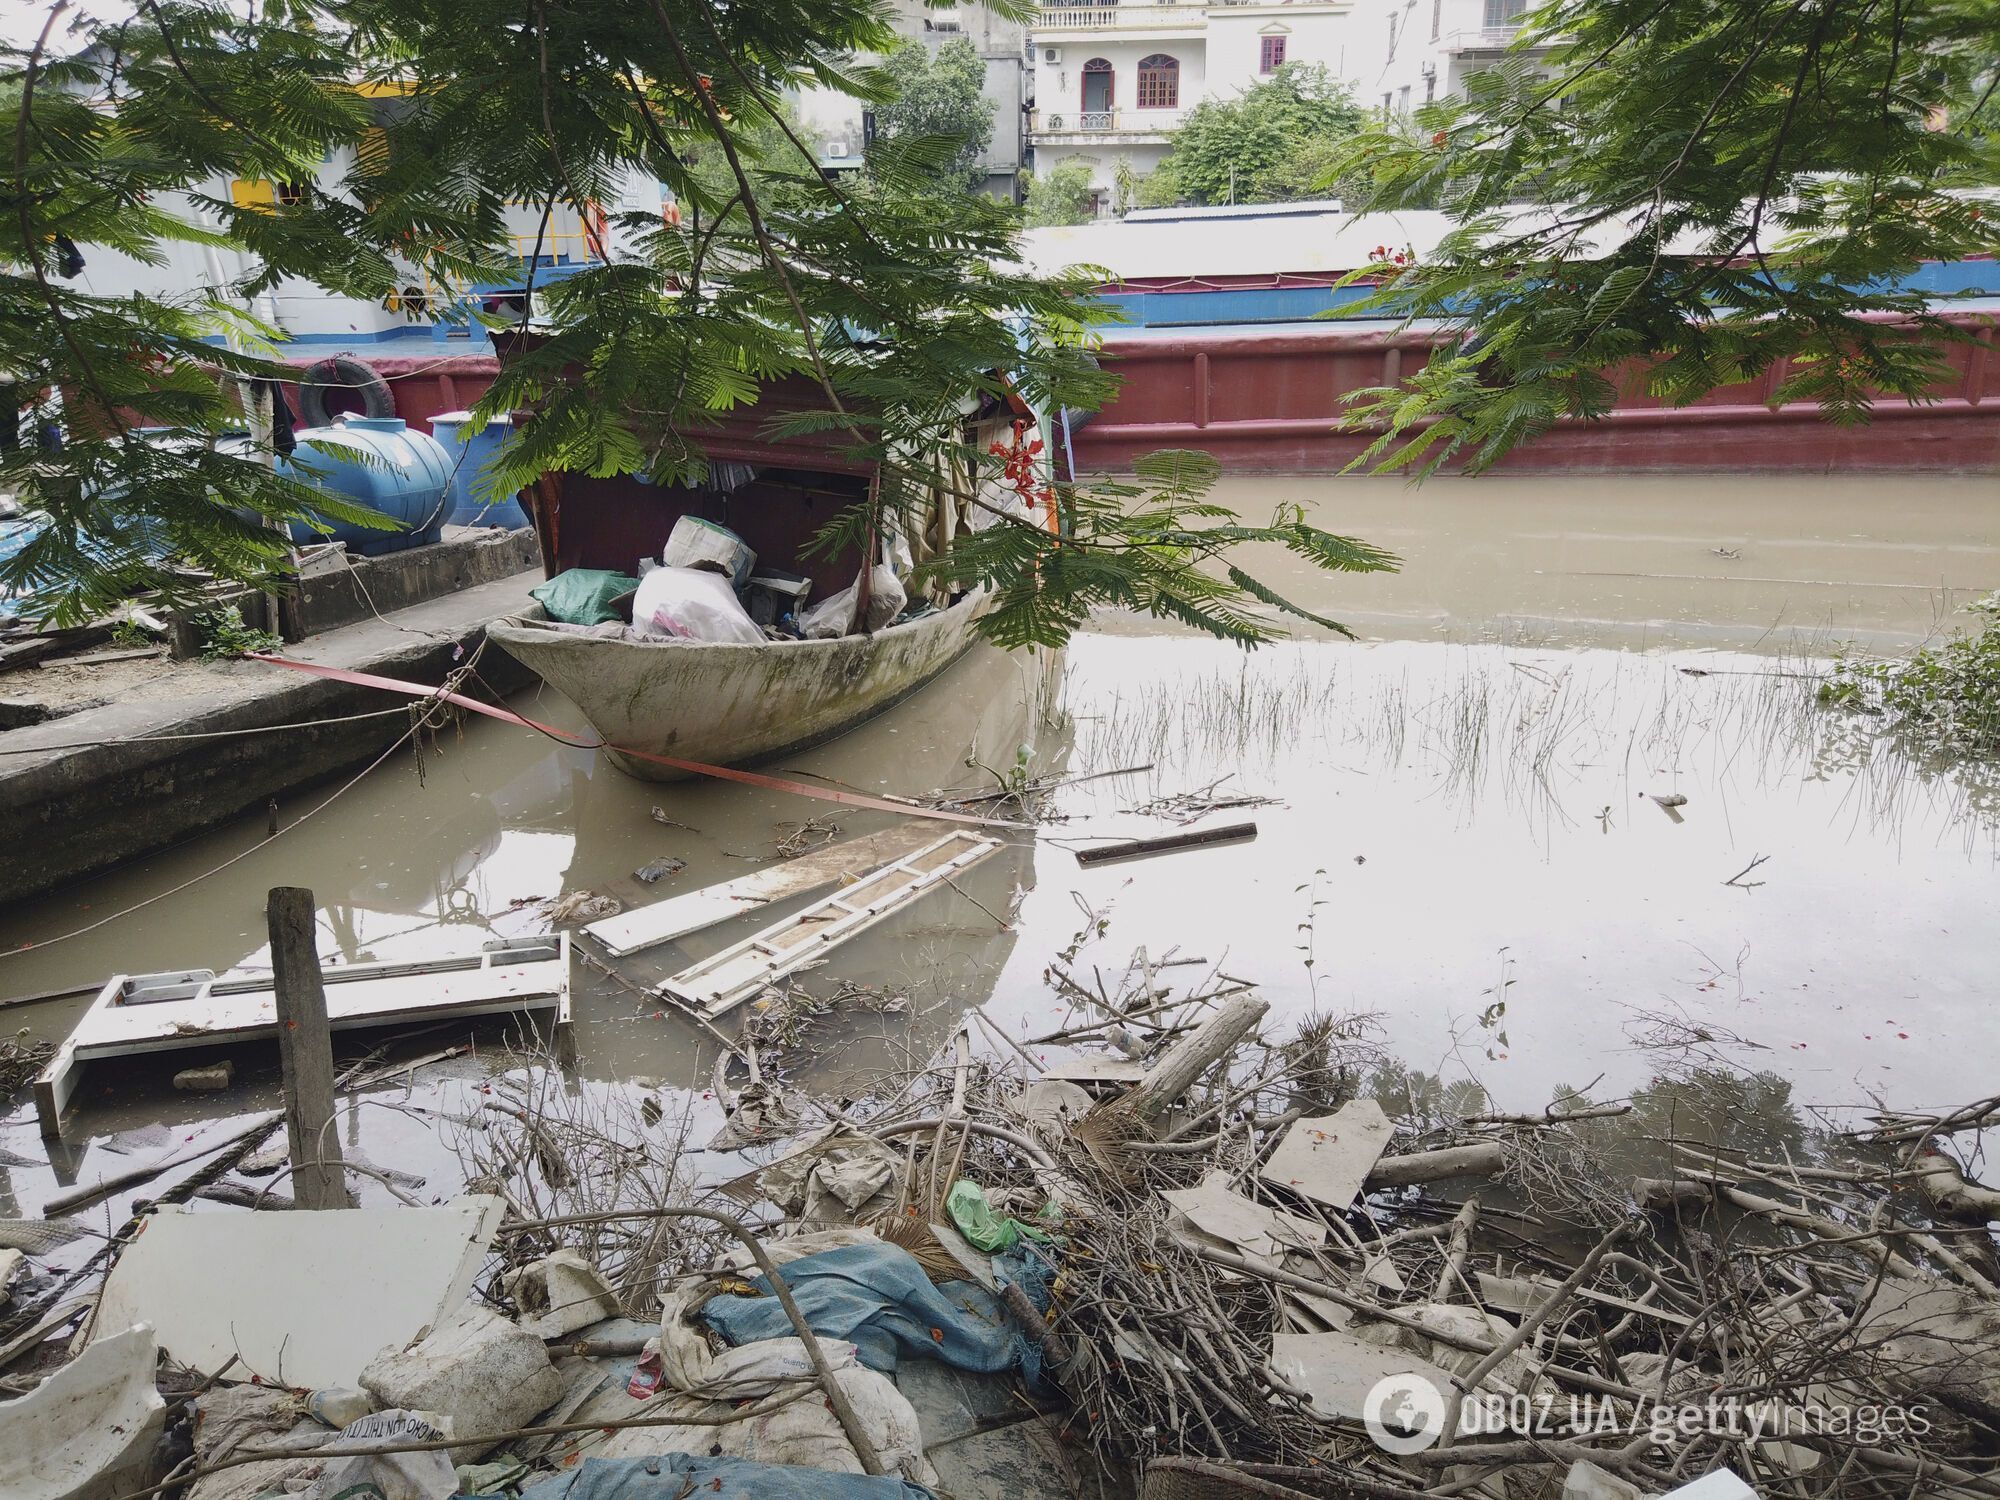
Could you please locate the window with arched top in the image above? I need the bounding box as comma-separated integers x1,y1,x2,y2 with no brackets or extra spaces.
1135,54,1179,109
1081,57,1114,113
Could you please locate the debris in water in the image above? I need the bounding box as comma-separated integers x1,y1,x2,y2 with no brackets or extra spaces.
1723,852,1770,888
1125,774,1279,826
546,889,621,923
172,1059,234,1092
0,1033,53,1095
773,817,840,858
633,856,686,884
1073,820,1258,867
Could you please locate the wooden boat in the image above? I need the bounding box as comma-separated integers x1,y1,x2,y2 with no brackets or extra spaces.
488,588,991,780
486,353,1042,778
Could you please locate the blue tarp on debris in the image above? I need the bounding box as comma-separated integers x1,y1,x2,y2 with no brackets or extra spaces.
515,1454,937,1500
700,1242,1014,1376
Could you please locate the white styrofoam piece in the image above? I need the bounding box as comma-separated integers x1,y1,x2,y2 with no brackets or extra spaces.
93,1196,504,1391
0,1323,166,1500
1258,1100,1395,1210
1162,1169,1327,1266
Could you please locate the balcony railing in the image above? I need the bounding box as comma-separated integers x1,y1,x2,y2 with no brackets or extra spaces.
1036,4,1207,30
1441,23,1535,49
1031,107,1188,135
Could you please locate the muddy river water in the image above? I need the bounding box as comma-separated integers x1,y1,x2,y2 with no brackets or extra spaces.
2,472,1997,1216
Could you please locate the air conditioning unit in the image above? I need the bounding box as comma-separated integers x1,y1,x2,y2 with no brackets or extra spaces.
1042,46,1063,64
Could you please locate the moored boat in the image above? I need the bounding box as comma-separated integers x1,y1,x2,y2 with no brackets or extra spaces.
486,355,1044,778
488,589,991,781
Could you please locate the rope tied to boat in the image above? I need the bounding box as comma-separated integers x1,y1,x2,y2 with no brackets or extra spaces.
250,654,1035,830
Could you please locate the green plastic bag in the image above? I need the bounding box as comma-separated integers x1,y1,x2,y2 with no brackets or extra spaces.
531,568,640,626
947,1179,1052,1254
947,1179,1015,1252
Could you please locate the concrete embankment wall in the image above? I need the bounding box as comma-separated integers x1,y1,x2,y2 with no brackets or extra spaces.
0,573,540,907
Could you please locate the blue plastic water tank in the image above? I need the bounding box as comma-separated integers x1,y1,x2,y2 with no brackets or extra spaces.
428,411,530,529
280,417,453,555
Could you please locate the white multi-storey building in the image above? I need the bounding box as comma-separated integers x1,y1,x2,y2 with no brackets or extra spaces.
1028,2,1353,214
1345,0,1545,119
1026,0,1549,216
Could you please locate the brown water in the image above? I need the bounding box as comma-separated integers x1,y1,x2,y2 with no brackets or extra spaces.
2,472,1996,1220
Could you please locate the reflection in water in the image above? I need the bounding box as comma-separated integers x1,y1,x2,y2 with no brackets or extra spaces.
967,632,2000,1135
3,468,1998,1216
1065,642,2000,852
0,642,1061,1092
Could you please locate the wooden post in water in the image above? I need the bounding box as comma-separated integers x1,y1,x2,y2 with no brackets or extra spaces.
267,886,353,1210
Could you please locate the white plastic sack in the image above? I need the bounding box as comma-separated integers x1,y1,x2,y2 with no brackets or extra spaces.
593,1361,935,1489
655,1286,858,1402
298,1410,457,1500
631,565,764,645
187,1385,330,1500
799,565,906,639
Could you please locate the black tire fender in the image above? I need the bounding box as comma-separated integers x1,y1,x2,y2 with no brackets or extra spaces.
297,355,394,427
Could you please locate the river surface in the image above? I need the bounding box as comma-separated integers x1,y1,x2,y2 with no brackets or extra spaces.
2,472,1996,1219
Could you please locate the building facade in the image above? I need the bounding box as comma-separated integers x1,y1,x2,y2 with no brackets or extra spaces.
1026,0,1549,217
806,3,1030,202
1027,2,1353,216
894,2,1033,202
1344,0,1543,118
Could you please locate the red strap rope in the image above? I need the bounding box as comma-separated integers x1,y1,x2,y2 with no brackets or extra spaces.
253,655,1028,830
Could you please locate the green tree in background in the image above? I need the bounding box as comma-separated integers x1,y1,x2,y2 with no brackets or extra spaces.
1022,158,1098,227
1142,64,1365,208
1111,156,1137,217
1,0,1395,643
871,36,994,193
1327,0,2000,477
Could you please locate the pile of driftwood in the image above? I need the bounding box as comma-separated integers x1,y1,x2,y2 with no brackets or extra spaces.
584,940,2000,1500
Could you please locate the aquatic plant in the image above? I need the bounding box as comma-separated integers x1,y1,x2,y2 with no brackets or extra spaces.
1821,593,2000,756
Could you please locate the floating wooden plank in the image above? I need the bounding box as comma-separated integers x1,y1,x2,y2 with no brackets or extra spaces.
1073,821,1258,868
659,832,1003,1018
584,823,948,957
35,935,569,1138
1040,1055,1146,1085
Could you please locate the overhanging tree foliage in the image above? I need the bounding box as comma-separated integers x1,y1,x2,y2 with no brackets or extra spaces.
2,0,1395,642
1326,0,2000,476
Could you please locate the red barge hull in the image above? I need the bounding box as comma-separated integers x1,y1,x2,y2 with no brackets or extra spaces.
1078,321,2000,476
287,318,2000,478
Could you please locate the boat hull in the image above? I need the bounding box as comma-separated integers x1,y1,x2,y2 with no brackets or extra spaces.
488,593,991,780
